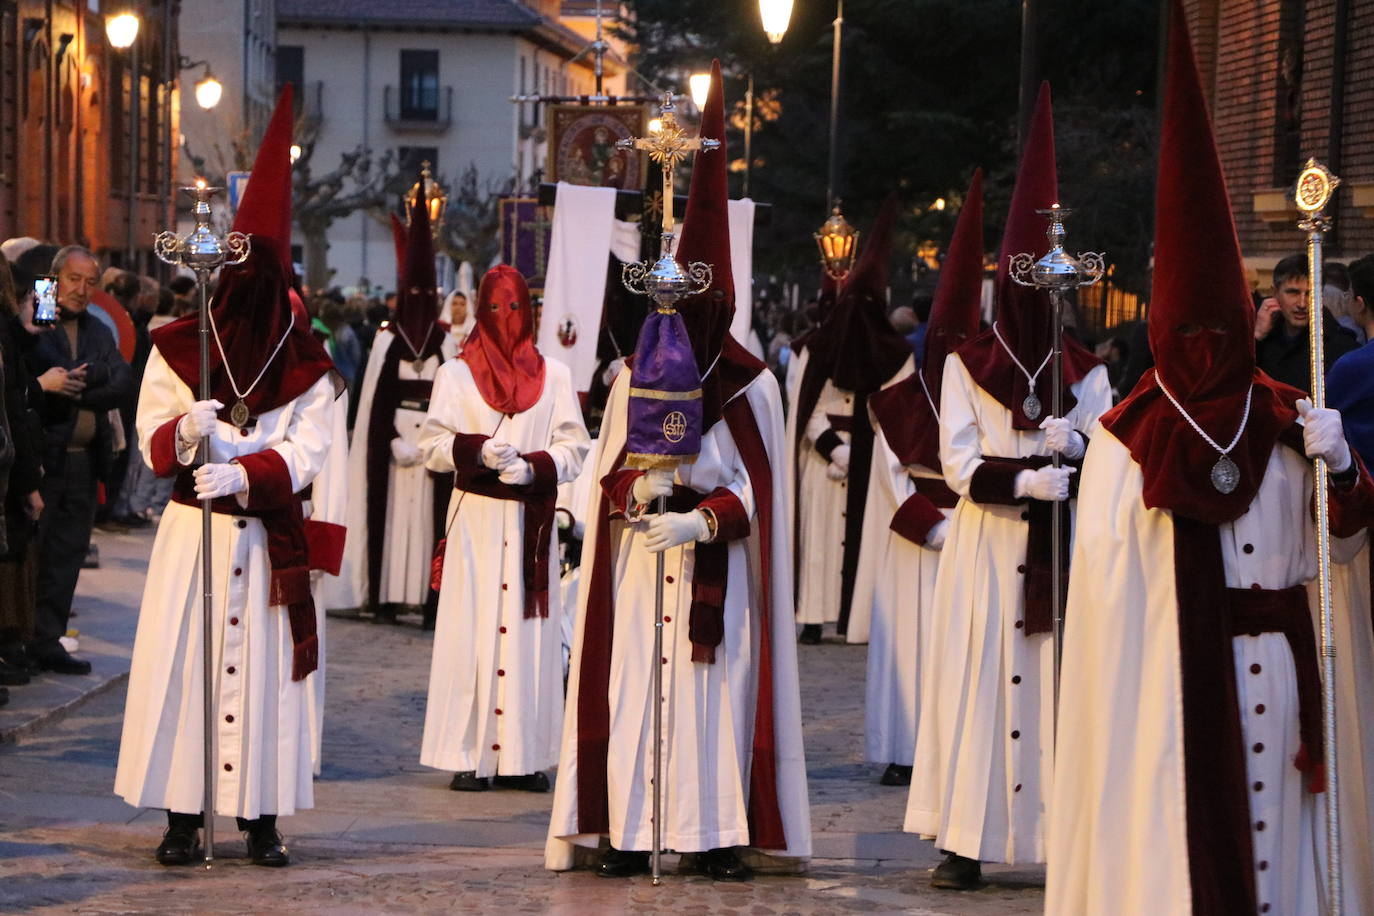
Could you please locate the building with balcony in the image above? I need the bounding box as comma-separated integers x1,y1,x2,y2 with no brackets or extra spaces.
275,0,628,293
1,0,181,272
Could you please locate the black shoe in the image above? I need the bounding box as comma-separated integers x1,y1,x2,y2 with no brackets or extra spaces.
0,647,41,676
245,826,290,867
95,518,129,533
931,853,982,890
696,846,752,882
799,624,823,645
492,772,551,793
449,771,489,792
156,814,202,866
34,649,92,676
0,660,30,686
596,846,650,878
83,545,100,569
880,763,913,786
114,513,153,530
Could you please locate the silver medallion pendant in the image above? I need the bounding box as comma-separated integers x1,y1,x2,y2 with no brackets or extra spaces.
412,358,427,375
230,399,250,428
1022,393,1042,421
1211,455,1240,494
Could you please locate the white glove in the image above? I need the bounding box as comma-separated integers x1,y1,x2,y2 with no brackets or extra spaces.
1039,416,1085,460
632,468,674,505
1015,466,1077,502
499,458,534,485
179,399,224,441
1298,399,1353,473
644,510,710,553
925,519,950,551
194,462,248,500
601,357,626,388
390,437,424,467
825,461,847,481
829,444,851,473
480,439,518,470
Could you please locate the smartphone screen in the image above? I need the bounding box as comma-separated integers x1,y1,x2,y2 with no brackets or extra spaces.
33,276,58,326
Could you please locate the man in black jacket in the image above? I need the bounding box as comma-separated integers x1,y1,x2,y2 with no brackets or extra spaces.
1254,252,1357,392
24,245,130,675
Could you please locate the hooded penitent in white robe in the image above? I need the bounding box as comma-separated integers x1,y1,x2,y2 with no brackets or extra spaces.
904,353,1111,863
417,357,589,777
324,328,458,612
785,346,913,631
848,427,952,766
114,349,335,818
545,365,811,866
302,388,350,776
1046,428,1374,916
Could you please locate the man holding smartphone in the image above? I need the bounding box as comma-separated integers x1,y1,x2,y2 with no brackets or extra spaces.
23,245,130,675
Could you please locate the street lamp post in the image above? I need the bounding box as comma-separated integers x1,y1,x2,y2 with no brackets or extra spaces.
107,11,140,269
756,0,794,199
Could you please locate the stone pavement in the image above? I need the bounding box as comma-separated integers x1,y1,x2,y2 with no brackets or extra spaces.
0,532,1045,914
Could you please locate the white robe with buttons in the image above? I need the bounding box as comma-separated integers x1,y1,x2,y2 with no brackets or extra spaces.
904,354,1111,863
546,366,812,865
848,422,951,766
114,348,335,818
417,357,589,777
1046,428,1361,915
303,388,350,776
323,328,458,611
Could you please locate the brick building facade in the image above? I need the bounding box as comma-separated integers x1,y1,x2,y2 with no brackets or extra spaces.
1183,0,1374,280
0,0,181,271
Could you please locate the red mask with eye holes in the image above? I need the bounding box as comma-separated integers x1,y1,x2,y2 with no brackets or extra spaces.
1100,2,1301,525
461,265,545,414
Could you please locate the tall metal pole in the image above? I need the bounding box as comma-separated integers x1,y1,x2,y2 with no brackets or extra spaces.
196,274,216,866
650,494,666,885
1049,289,1065,727
154,185,250,871
1007,205,1105,735
743,73,754,199
1017,0,1038,153
826,0,843,210
1296,158,1342,916
127,42,140,269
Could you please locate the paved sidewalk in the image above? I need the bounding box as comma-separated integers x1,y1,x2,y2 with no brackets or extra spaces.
0,532,1045,914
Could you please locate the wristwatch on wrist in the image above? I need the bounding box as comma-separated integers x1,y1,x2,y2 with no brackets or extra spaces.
699,507,719,542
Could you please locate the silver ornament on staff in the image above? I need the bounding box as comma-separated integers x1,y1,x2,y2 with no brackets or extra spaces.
153,181,250,869
1007,204,1104,733
1295,157,1344,916
616,93,717,886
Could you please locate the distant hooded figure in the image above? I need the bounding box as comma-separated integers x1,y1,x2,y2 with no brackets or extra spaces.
546,61,812,882
784,196,914,645
326,197,457,625
417,264,589,793
115,84,344,868
1046,5,1374,912
849,169,985,789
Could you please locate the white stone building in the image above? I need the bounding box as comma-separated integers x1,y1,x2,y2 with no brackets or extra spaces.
276,0,628,293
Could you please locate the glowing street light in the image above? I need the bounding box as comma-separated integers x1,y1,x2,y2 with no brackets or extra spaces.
193,70,223,110
105,11,140,49
289,144,303,164
688,72,712,110
759,0,794,45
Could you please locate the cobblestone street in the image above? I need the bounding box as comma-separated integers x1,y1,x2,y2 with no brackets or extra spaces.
0,532,1044,914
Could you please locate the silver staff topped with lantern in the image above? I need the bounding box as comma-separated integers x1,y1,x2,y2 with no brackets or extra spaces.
151,180,250,868
613,89,720,886
1006,202,1104,721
